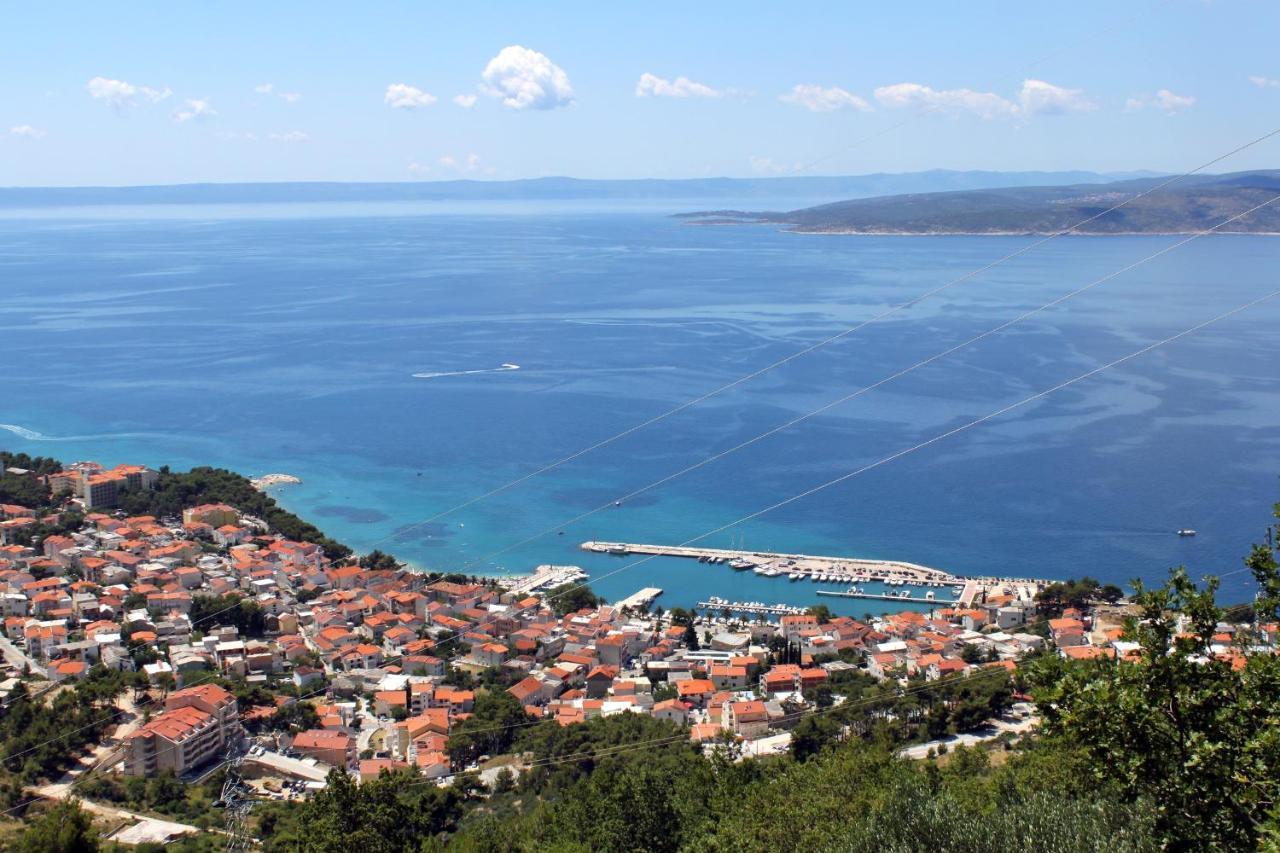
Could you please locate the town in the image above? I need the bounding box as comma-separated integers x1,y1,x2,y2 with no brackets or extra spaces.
0,455,1272,846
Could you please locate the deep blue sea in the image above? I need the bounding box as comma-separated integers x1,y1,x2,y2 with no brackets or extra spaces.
2,198,1278,616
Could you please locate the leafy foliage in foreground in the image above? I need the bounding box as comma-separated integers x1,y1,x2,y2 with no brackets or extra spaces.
258,767,480,853
1028,507,1280,850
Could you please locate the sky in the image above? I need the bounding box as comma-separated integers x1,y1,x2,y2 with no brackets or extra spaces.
2,0,1279,186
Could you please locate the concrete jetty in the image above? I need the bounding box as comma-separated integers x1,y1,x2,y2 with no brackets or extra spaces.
581,541,1049,609
582,541,955,583
502,565,587,596
615,587,663,610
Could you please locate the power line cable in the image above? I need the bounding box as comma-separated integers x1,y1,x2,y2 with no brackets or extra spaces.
285,234,1280,709
447,192,1280,571
374,127,1280,557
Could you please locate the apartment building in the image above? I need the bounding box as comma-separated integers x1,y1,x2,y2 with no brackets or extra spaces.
122,684,241,777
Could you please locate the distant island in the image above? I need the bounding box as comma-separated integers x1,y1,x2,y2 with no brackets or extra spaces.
0,169,1159,209
681,169,1280,235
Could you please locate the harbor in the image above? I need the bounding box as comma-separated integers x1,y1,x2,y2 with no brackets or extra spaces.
581,541,1044,611
696,597,810,617
582,540,957,584
500,564,588,596
816,587,959,606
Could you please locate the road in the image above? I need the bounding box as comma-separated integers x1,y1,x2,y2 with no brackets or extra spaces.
898,702,1040,760
0,636,46,678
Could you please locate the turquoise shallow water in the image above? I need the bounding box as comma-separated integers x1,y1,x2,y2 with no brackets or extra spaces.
1,199,1279,615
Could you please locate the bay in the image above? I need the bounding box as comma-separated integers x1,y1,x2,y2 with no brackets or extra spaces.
1,199,1277,614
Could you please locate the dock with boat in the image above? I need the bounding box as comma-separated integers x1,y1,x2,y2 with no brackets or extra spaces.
816,587,959,606
696,597,810,617
501,564,588,596
581,540,1048,607
582,541,956,584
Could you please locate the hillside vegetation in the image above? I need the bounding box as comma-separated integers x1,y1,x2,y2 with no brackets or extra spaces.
685,169,1280,235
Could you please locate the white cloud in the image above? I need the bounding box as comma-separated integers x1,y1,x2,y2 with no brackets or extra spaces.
173,98,216,123
408,161,430,175
453,93,477,108
480,45,574,110
268,130,309,142
87,76,171,109
9,124,46,139
1125,89,1196,115
1249,75,1280,89
255,83,301,103
779,83,871,112
1154,89,1196,114
874,82,1016,119
384,83,436,109
873,78,1092,119
635,73,721,99
1017,79,1095,115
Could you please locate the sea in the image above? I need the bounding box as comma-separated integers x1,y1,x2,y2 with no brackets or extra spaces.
2,197,1278,618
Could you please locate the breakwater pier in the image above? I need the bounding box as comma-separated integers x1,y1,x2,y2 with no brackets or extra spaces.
582,541,955,583
581,542,1046,609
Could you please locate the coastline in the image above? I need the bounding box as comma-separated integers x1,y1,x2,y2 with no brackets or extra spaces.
683,219,1280,237
250,472,302,490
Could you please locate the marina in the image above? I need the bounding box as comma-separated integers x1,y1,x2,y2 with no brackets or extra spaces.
697,597,811,617
581,541,1045,610
816,587,959,605
501,564,588,596
582,541,956,583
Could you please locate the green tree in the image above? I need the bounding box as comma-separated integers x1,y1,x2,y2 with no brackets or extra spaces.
16,798,98,853
446,689,532,767
358,549,400,571
791,713,841,761
683,621,700,651
1034,576,1102,615
1028,506,1280,850
264,767,473,852
806,604,833,624
544,582,604,616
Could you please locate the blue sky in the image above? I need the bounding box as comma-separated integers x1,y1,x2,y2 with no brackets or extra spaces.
2,0,1279,185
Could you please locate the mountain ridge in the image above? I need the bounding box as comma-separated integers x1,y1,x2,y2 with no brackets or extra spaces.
0,169,1161,208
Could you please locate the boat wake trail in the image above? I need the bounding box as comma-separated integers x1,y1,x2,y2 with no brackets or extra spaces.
0,424,45,440
413,363,521,380
0,423,157,442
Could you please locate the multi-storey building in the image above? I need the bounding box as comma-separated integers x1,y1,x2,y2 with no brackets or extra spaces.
122,684,240,776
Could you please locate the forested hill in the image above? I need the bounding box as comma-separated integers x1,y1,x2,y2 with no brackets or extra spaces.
683,169,1280,234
